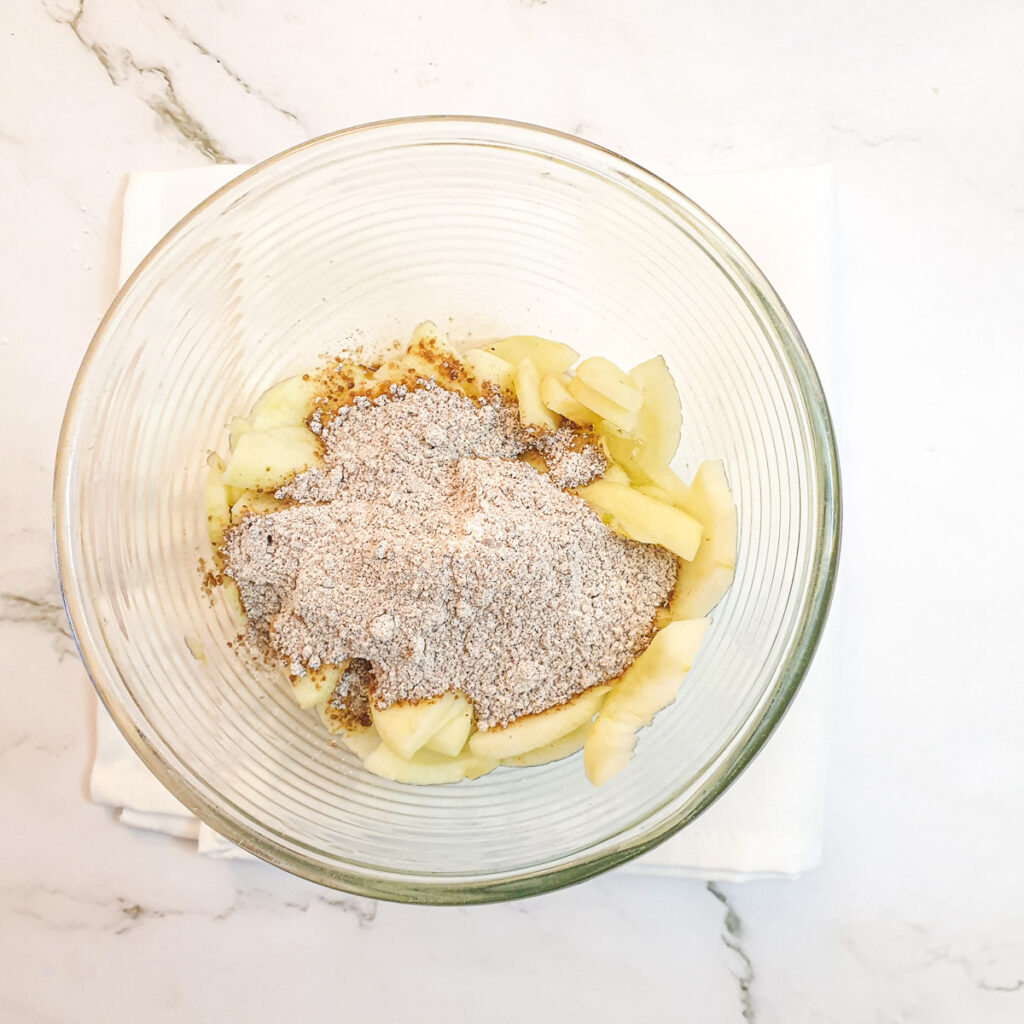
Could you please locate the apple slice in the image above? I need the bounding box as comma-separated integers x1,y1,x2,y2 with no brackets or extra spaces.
204,451,231,546
481,336,578,377
362,744,498,785
567,377,637,433
540,374,597,425
423,693,475,756
229,489,287,523
370,691,460,759
222,425,322,490
630,355,682,465
228,415,253,453
584,617,710,785
500,721,590,767
575,356,643,412
469,685,610,760
339,724,382,760
249,373,321,430
514,359,560,430
575,479,702,561
660,460,737,622
290,661,349,710
461,348,516,393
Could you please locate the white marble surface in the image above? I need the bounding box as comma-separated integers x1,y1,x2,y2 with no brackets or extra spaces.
2,1,1022,1021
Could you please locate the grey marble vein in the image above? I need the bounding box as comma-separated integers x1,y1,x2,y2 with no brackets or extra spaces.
46,0,233,164
160,13,306,130
707,883,755,1023
11,883,378,934
0,590,79,661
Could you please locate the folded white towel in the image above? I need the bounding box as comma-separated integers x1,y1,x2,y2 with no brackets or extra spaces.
92,161,835,880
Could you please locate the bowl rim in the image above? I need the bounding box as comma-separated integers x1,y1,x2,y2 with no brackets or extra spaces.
54,114,841,904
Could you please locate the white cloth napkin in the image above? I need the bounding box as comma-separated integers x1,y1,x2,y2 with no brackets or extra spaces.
92,162,836,880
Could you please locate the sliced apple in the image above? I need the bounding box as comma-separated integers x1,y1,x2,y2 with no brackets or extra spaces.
249,373,321,430
230,489,287,523
461,348,516,393
481,336,578,377
371,691,460,760
660,460,737,622
575,356,643,412
290,661,349,710
222,425,322,491
584,617,710,785
228,415,253,453
600,462,631,486
362,743,498,785
204,451,231,546
469,685,610,760
575,479,702,560
630,355,682,465
567,376,637,433
514,359,560,430
500,721,590,767
539,374,597,425
339,724,382,760
423,693,475,756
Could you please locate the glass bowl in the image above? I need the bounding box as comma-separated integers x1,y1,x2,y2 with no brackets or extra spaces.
55,117,840,904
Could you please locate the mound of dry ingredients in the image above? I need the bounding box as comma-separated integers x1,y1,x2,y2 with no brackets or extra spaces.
223,381,678,729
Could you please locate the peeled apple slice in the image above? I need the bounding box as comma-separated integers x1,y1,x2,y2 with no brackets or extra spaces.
339,724,383,760
370,692,460,760
461,348,516,393
500,721,591,767
423,693,475,756
575,479,703,561
362,744,498,785
248,373,320,430
539,374,597,425
514,359,560,430
290,661,349,710
567,377,637,433
230,489,287,523
630,355,683,465
575,356,643,412
660,460,738,622
222,426,322,490
584,617,710,785
469,685,610,760
481,336,579,377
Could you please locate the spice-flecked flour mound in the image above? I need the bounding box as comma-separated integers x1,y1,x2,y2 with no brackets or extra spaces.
223,382,678,729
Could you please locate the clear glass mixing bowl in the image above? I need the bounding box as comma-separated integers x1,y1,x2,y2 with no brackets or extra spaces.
55,117,840,903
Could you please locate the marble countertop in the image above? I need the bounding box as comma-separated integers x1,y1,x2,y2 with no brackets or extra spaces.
2,1,1023,1021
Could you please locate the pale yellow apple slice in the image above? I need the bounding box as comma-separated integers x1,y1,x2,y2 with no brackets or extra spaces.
228,415,253,453
601,462,631,486
220,578,247,628
370,691,460,759
567,377,638,433
469,684,610,760
584,617,710,785
575,356,643,412
339,724,382,760
659,460,737,622
514,359,560,430
461,348,516,393
229,489,287,524
575,479,702,561
500,721,590,767
423,693,475,756
630,355,682,465
204,452,232,546
481,336,578,377
362,744,498,785
249,373,321,430
290,661,349,710
222,425,322,490
539,373,597,425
